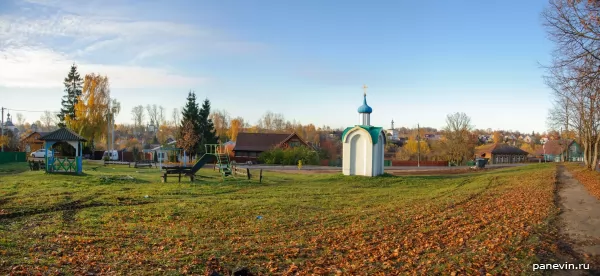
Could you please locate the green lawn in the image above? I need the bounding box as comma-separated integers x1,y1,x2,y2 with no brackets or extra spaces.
0,162,558,275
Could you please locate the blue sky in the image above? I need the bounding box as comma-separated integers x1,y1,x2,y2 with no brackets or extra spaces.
0,0,552,133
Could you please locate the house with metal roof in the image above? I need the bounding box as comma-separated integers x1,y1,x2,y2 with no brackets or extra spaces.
475,143,529,164
232,132,310,163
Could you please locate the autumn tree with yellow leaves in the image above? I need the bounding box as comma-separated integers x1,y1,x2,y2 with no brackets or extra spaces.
395,137,431,161
492,131,502,143
65,73,112,150
228,118,243,141
0,136,10,149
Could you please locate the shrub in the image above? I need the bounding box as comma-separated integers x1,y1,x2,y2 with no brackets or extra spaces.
258,146,319,165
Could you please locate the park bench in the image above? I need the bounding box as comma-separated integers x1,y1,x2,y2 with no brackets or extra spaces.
28,160,45,171
161,166,194,183
104,160,131,167
134,160,156,168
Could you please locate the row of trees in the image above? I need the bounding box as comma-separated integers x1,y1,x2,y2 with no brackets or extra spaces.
391,112,477,165
543,0,600,170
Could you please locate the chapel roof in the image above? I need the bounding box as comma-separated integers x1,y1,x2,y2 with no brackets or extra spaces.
342,125,385,144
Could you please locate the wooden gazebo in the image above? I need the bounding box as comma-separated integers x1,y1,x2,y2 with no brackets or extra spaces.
39,128,87,174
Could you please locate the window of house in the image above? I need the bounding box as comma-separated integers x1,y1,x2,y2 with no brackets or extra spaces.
289,141,300,148
249,152,257,157
235,151,241,157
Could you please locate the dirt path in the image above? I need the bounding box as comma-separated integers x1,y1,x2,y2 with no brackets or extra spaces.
554,165,600,275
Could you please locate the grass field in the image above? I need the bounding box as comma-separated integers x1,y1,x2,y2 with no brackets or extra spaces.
0,162,558,275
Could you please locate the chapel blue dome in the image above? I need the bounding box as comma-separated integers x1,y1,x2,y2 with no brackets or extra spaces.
357,95,373,114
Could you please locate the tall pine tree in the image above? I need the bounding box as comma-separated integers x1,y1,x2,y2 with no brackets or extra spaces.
57,64,83,127
198,98,219,154
179,91,202,155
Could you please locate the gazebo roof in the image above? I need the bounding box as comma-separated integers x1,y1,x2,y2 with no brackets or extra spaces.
39,127,87,142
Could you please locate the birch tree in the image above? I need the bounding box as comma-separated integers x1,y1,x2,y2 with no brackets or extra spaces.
65,73,111,150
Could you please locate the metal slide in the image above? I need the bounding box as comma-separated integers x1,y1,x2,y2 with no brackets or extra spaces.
188,154,213,175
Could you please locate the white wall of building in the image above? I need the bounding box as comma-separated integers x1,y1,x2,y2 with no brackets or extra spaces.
343,126,385,177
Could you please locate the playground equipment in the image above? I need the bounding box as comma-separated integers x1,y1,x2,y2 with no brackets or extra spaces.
161,144,233,182
206,144,233,179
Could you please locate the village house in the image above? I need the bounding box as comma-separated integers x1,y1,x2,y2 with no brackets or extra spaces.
424,133,442,140
19,131,49,153
475,143,529,164
232,132,310,163
538,139,584,162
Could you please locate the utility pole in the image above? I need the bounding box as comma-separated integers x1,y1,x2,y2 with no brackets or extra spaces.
1,107,4,152
110,99,115,152
107,100,111,152
417,123,420,168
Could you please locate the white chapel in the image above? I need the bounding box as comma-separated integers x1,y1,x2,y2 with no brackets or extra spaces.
342,85,386,177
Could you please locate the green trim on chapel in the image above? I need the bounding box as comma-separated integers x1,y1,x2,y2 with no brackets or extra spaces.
342,125,384,144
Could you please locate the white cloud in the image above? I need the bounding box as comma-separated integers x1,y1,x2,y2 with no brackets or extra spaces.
0,47,206,88
0,0,263,88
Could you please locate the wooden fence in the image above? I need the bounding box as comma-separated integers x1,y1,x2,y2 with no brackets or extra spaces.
231,166,263,182
389,160,449,166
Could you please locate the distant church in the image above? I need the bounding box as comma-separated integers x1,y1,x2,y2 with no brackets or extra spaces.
342,85,386,176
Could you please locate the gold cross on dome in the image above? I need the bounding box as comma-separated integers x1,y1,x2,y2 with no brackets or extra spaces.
363,84,368,96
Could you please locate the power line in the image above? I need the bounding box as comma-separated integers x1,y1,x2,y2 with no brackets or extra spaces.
5,108,61,114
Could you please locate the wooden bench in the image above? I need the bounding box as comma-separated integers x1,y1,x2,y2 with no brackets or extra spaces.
134,160,156,168
104,160,131,167
161,166,194,183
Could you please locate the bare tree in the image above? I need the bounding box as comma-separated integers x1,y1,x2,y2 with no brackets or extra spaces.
272,113,286,131
258,111,286,132
171,108,180,127
210,109,230,140
16,113,25,128
158,105,166,125
131,105,145,134
542,0,600,82
258,111,274,132
543,0,600,169
40,110,56,130
146,104,159,127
